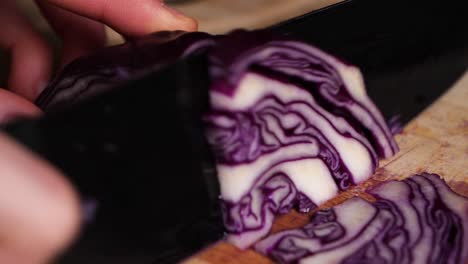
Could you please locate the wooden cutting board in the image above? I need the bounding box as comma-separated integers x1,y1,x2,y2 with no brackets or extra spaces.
183,71,468,263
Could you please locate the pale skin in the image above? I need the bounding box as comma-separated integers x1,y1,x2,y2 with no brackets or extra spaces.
0,0,197,263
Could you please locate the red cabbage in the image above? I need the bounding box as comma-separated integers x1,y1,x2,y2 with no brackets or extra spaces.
255,173,468,264
36,31,214,111
204,30,396,248
209,31,398,159
35,30,398,250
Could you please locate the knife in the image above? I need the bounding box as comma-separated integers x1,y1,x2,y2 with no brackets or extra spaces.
4,54,222,264
2,0,467,263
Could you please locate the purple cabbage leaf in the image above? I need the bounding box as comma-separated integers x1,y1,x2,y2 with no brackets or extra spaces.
204,30,397,248
254,173,468,264
36,31,215,111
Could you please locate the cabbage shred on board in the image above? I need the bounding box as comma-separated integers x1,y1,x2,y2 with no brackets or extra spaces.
255,173,468,264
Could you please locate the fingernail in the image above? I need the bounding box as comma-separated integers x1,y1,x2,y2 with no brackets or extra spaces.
161,3,184,17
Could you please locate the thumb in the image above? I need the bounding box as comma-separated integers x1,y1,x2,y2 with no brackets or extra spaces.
0,133,80,262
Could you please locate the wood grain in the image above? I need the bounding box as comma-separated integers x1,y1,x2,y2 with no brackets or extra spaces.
184,72,468,263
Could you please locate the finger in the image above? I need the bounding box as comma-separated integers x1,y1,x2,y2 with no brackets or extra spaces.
36,1,106,68
0,88,42,123
45,0,197,37
0,1,52,101
0,133,80,263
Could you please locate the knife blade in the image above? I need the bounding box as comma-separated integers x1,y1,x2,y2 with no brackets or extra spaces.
3,54,223,264
1,0,467,263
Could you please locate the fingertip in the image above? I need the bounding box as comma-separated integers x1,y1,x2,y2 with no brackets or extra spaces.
158,4,198,32
35,176,81,259
179,14,198,32
47,0,198,36
0,133,81,262
27,179,81,263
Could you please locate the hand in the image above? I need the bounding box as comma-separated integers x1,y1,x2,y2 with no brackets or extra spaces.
0,1,197,263
1,0,197,101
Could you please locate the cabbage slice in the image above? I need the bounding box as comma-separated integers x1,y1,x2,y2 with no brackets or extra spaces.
36,31,214,111
205,31,397,248
254,174,468,264
209,30,398,159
